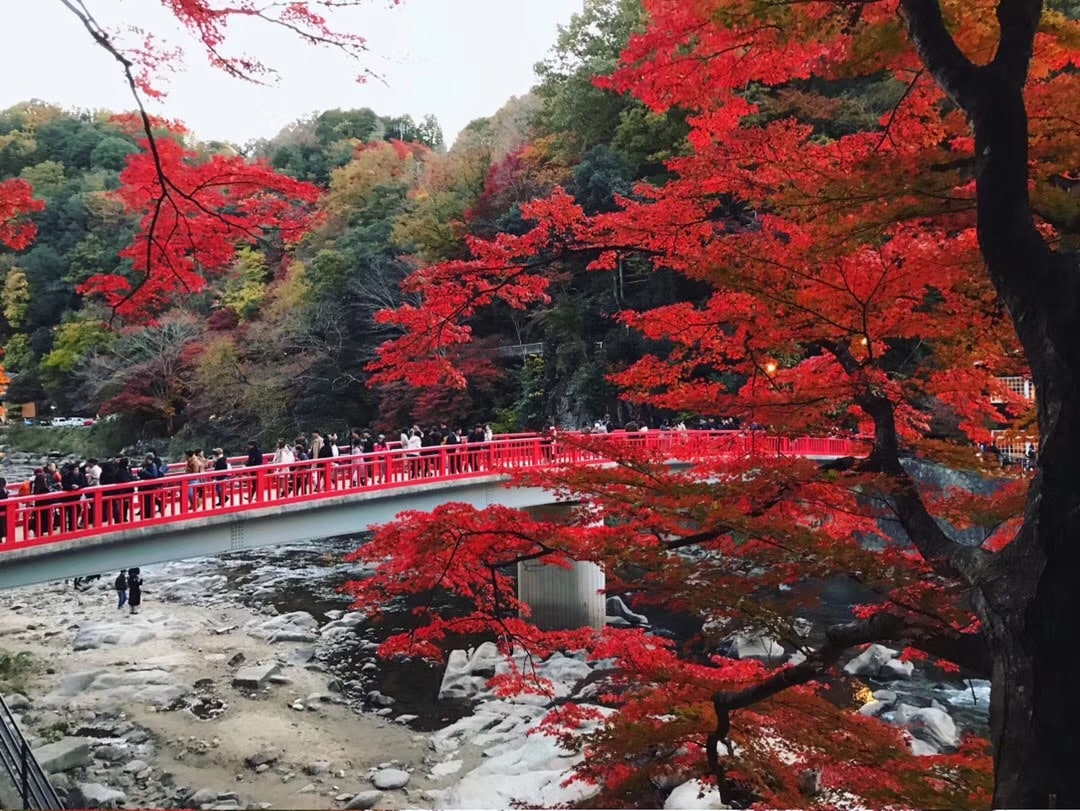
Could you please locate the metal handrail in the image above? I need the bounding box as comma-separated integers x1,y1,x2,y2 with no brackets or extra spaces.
0,695,62,809
0,430,870,554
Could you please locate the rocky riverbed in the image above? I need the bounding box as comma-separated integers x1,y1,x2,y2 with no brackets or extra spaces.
0,539,627,810
0,536,992,810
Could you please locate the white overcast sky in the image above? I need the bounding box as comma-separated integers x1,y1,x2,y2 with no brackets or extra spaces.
0,0,584,147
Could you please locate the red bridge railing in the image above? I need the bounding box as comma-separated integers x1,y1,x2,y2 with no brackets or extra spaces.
0,430,868,553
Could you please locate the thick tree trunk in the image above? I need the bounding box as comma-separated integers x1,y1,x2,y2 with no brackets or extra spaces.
965,37,1080,809
900,3,1080,802
979,403,1080,808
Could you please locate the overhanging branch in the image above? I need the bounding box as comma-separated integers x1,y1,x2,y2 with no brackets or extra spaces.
898,0,979,111
706,612,987,778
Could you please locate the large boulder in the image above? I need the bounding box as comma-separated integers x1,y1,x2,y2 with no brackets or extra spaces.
843,644,899,678
438,644,498,700
73,623,156,651
345,790,383,809
232,663,282,689
605,596,650,626
154,574,228,604
33,737,91,773
880,658,915,680
69,783,126,810
894,704,959,750
727,633,785,664
371,768,410,790
4,693,30,711
245,611,319,643
664,779,730,809
41,668,188,710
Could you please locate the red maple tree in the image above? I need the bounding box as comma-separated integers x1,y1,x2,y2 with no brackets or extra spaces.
0,178,44,251
77,132,320,319
52,0,384,319
363,1,1080,807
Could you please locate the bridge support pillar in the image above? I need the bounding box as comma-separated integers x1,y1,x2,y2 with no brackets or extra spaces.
517,558,605,631
517,502,605,631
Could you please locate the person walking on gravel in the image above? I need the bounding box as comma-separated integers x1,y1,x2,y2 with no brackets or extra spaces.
114,570,128,610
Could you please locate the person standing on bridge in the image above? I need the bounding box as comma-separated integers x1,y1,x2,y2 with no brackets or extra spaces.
244,441,263,502
127,567,142,615
114,570,127,610
211,448,229,506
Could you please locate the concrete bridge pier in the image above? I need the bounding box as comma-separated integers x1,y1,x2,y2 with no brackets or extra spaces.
517,503,605,631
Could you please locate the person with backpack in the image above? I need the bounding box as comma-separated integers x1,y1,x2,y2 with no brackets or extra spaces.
114,570,128,610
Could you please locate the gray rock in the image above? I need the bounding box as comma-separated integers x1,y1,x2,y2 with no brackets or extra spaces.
73,623,155,651
910,738,939,756
4,693,31,711
244,751,278,769
872,689,898,704
735,633,785,663
285,646,316,665
894,704,959,750
857,699,887,717
34,737,91,773
345,790,384,809
371,768,410,790
881,658,915,679
227,652,246,668
232,663,282,689
124,759,149,774
48,772,73,792
843,644,899,677
605,596,650,626
303,761,330,776
269,631,318,644
366,691,395,707
298,783,317,794
189,788,220,805
70,782,126,809
94,744,128,763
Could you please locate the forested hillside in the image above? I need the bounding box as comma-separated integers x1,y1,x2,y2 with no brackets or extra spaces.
0,0,701,450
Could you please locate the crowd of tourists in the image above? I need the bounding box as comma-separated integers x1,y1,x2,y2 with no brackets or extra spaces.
0,422,511,539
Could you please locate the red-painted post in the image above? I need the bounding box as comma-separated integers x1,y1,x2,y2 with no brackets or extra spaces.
3,497,14,544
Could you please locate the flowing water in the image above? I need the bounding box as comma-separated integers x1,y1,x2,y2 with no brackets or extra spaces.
182,535,989,739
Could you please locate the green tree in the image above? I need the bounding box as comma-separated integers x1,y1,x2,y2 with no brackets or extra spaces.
2,267,30,327
18,160,66,200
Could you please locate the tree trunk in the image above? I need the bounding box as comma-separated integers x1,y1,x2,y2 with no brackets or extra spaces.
980,433,1080,807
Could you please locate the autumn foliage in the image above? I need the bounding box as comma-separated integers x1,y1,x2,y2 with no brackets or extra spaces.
356,0,1080,807
0,179,44,251
77,134,320,319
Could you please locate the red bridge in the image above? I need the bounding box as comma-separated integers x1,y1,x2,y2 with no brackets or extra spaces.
0,431,867,589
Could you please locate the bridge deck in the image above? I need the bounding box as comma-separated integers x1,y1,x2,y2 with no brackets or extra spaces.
0,431,867,589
